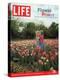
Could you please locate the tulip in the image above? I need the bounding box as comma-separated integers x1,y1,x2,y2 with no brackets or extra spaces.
38,60,43,65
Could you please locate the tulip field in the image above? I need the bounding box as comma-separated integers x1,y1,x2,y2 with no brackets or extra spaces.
9,39,58,73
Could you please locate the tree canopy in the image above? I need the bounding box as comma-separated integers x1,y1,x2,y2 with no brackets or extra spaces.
9,19,58,40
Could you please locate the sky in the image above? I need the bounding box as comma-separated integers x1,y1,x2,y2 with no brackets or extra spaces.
11,3,59,27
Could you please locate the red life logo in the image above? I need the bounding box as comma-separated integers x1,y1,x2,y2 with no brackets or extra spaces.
12,5,31,17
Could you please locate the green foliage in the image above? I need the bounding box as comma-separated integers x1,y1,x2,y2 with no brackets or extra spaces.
48,22,58,38
10,61,32,72
44,44,52,53
9,19,58,39
9,20,20,39
22,22,36,39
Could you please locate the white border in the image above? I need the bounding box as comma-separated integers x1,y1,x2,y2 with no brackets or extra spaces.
0,0,60,80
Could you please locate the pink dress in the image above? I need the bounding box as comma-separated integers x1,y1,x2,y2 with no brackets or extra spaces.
39,34,44,43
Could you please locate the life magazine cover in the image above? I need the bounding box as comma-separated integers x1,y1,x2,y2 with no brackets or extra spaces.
8,3,59,77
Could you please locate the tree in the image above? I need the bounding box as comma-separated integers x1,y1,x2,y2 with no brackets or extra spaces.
48,22,58,38
10,20,20,39
22,22,36,39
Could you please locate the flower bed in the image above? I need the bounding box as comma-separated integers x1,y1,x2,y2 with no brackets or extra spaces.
9,39,58,73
